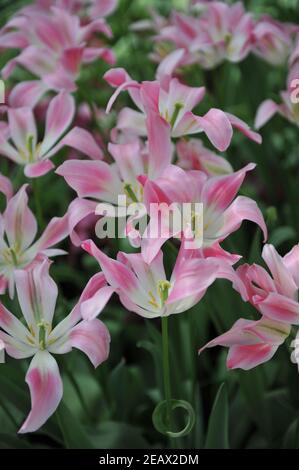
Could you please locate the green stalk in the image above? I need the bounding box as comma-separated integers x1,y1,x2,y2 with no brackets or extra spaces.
162,316,172,430
32,178,44,228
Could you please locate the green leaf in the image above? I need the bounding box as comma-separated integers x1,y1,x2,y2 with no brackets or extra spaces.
55,402,94,449
0,433,32,449
283,417,299,449
90,421,149,449
205,383,229,449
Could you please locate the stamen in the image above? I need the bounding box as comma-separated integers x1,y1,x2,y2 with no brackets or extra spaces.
124,183,139,203
170,103,184,128
26,134,35,163
37,320,50,350
158,280,171,304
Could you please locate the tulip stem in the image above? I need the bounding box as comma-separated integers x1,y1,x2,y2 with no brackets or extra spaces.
32,178,44,229
162,316,172,430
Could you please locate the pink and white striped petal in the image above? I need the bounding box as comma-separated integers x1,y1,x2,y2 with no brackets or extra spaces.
19,350,63,433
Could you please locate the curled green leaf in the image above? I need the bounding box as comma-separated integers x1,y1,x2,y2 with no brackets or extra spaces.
152,399,195,438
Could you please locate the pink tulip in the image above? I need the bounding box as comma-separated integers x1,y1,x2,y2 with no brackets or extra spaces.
0,5,115,106
253,16,293,66
199,317,290,370
151,2,254,71
176,138,233,176
81,238,243,319
237,244,299,324
0,259,110,433
0,92,103,176
0,185,69,298
56,123,173,244
255,92,299,130
199,243,299,369
104,68,261,152
139,163,267,263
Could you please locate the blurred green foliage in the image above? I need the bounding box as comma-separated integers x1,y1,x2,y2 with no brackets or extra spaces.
1,0,299,450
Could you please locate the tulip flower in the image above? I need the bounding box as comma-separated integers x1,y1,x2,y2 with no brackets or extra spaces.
81,238,243,319
0,259,111,433
149,2,254,71
176,138,233,176
199,317,290,370
237,244,299,324
0,92,75,177
253,16,293,66
199,243,299,369
56,114,174,245
104,68,261,152
0,184,69,298
139,162,267,263
0,5,115,107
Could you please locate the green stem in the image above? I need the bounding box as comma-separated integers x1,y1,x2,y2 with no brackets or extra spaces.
32,178,44,228
162,316,172,429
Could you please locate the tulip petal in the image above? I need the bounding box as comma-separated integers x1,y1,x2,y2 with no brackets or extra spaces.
40,92,75,156
227,343,278,370
146,112,172,179
70,319,110,368
19,350,63,433
9,81,48,108
15,259,58,330
255,100,279,129
56,159,122,203
202,163,255,211
221,196,267,242
262,244,297,299
60,127,104,160
8,107,37,153
4,185,37,251
226,113,262,144
24,160,55,178
258,292,299,324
